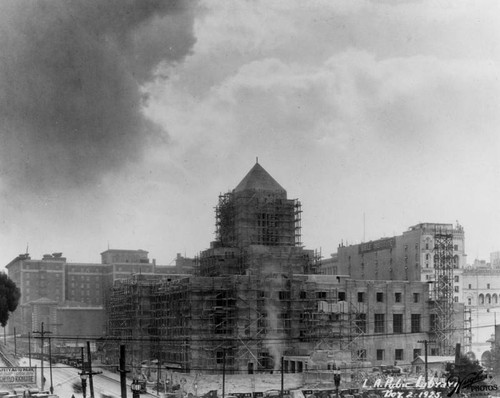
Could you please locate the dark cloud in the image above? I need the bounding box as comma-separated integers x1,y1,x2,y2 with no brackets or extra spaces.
0,0,197,192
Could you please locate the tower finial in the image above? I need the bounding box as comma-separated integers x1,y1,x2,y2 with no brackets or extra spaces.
256,156,259,164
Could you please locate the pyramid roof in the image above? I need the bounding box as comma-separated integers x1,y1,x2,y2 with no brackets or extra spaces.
234,162,286,195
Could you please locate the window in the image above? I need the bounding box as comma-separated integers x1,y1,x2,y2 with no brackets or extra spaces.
454,245,458,251
454,286,459,293
356,314,367,333
413,293,420,303
375,314,385,333
376,349,385,361
358,292,364,303
413,349,421,359
454,276,459,282
468,298,472,305
279,291,291,300
377,292,384,302
425,243,429,250
317,292,327,299
338,292,346,301
468,284,472,289
479,294,484,305
357,349,367,360
454,296,458,302
395,292,402,303
393,314,403,334
299,291,307,299
487,284,491,289
395,349,404,361
411,314,421,333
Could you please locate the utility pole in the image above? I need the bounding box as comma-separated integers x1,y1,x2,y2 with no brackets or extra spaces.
86,341,102,398
280,357,284,398
79,342,102,398
418,340,435,384
48,337,53,394
33,322,52,391
222,349,226,398
424,340,429,383
28,332,32,367
118,345,129,398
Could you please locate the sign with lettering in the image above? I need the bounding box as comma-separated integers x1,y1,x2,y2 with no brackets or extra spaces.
0,367,37,385
359,238,396,253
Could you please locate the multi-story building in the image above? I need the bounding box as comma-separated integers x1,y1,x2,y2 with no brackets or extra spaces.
105,162,438,377
5,249,194,339
461,259,500,362
334,223,466,299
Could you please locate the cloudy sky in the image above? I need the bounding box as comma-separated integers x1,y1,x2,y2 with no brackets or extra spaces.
0,0,499,267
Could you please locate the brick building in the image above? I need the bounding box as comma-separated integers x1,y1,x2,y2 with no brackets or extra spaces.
5,249,194,339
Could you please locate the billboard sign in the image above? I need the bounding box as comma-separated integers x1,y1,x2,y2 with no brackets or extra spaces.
0,367,37,386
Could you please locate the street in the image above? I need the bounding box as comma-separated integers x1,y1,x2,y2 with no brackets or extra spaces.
17,358,151,398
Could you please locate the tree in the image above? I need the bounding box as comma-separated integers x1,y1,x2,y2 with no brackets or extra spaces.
445,353,483,380
0,273,21,327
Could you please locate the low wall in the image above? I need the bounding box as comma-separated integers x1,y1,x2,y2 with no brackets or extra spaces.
166,372,305,396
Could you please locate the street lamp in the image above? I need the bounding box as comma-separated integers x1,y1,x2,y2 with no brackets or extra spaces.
79,373,88,398
333,366,341,398
131,379,142,398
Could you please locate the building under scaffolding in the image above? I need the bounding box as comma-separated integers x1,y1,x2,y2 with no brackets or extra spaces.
431,226,456,356
105,162,438,376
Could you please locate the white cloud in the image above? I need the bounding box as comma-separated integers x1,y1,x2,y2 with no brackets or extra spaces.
142,1,500,260
2,0,500,266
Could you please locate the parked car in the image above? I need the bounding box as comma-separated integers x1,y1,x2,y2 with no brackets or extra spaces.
380,365,402,375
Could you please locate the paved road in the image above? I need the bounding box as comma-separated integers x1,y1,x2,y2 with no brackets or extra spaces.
17,358,136,398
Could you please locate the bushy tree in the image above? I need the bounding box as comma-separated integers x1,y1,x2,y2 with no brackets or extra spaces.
445,353,483,380
0,273,21,327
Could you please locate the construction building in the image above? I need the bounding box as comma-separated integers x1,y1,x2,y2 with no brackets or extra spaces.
5,249,194,341
105,162,438,379
329,222,466,356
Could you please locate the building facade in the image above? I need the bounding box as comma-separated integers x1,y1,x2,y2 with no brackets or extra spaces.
5,249,194,338
334,223,466,297
461,261,500,361
105,162,437,377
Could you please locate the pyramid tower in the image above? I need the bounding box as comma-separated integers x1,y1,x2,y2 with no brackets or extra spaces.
216,161,299,249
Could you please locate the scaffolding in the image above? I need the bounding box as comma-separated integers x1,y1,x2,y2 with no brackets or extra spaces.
432,226,455,355
106,275,158,373
105,270,363,375
214,192,302,249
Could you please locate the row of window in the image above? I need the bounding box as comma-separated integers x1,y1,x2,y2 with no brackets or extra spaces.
357,313,421,333
284,291,423,303
467,283,494,289
476,294,499,305
371,292,420,303
421,243,459,251
375,348,423,361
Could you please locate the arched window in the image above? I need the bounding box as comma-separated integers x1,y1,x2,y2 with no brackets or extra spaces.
453,255,459,269
479,294,484,305
467,297,472,305
486,294,491,304
493,294,498,304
